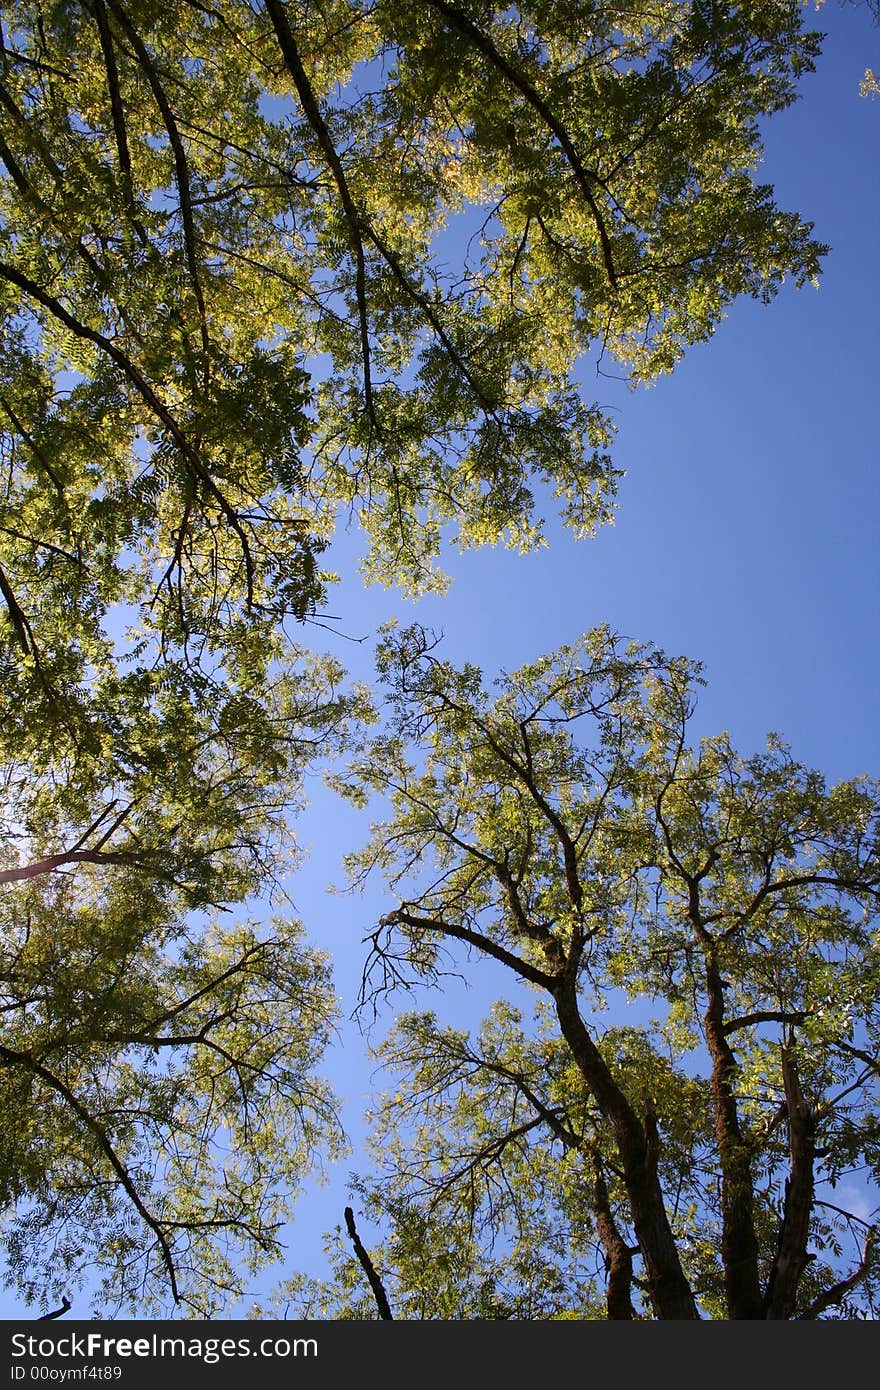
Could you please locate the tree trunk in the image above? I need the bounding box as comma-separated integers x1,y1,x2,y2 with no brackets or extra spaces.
703,953,763,1318
592,1162,635,1319
764,1046,815,1319
554,986,699,1319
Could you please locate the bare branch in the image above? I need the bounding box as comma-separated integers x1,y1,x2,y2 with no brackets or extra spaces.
344,1207,394,1320
384,905,560,991
37,1296,71,1320
723,1010,809,1037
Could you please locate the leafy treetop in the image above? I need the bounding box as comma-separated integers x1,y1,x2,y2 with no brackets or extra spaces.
0,0,825,708
314,625,880,1319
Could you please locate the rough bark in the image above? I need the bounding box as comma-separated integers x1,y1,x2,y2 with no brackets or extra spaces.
592,1163,636,1319
763,1046,816,1319
703,951,763,1318
554,984,699,1319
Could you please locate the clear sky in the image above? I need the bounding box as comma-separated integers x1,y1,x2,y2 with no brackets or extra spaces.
3,0,878,1320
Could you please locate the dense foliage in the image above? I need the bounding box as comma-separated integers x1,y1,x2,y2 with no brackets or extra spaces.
0,642,357,1313
3,1,876,1318
292,626,880,1319
1,0,823,702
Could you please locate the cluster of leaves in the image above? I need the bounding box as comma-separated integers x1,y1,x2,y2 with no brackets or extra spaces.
0,0,825,703
291,626,880,1319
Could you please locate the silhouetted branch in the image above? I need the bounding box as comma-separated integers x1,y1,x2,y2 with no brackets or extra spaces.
38,1296,71,1320
344,1206,393,1320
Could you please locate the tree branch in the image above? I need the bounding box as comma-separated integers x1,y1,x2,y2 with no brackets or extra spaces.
382,905,559,991
701,948,762,1318
0,1044,180,1302
798,1229,876,1320
0,848,148,884
763,1044,816,1318
264,0,376,428
0,259,255,603
344,1207,393,1319
592,1161,635,1319
104,0,210,367
423,0,619,290
723,1010,809,1036
37,1296,71,1320
87,0,150,244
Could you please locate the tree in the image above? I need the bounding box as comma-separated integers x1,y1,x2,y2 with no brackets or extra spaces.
0,644,358,1316
1,0,825,696
310,625,880,1319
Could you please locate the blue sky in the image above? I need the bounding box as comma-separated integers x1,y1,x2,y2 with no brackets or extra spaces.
3,1,878,1320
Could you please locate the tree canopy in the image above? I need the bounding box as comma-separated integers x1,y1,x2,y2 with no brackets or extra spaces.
2,0,876,1320
1,0,824,697
301,625,880,1319
0,640,358,1313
